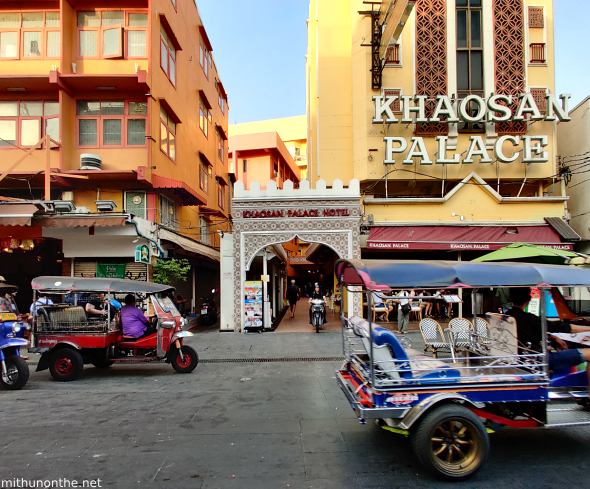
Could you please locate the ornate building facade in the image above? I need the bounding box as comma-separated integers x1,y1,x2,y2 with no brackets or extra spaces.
306,0,578,260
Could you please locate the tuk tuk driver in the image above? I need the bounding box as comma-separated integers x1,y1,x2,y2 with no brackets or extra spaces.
308,283,327,325
507,287,590,409
120,294,156,339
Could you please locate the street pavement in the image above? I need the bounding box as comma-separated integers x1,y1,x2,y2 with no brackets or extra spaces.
1,331,590,489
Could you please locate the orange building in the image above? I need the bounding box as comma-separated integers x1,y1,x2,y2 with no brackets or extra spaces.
0,1,229,311
228,131,300,190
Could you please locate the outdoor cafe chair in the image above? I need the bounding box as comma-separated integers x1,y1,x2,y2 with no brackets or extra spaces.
448,317,474,352
419,318,452,358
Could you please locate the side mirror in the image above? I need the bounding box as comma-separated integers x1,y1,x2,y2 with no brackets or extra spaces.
161,320,175,329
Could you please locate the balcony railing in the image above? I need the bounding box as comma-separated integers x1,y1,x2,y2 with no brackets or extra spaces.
530,43,546,63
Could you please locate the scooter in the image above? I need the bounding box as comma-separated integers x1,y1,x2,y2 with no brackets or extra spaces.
199,289,218,326
0,284,30,390
310,299,326,333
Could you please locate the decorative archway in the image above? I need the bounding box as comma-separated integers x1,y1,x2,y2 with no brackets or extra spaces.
227,178,362,331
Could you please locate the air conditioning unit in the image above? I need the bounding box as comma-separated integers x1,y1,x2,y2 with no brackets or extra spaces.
80,153,102,170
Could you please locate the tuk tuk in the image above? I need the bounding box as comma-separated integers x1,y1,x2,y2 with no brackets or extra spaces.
0,283,30,390
335,259,590,481
30,276,198,381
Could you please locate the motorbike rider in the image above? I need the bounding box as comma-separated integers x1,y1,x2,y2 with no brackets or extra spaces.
308,282,327,325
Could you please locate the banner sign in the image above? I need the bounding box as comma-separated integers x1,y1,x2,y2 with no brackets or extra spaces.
244,281,263,329
97,263,125,279
367,242,574,251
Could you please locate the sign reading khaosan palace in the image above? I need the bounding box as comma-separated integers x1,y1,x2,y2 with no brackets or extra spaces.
372,93,571,165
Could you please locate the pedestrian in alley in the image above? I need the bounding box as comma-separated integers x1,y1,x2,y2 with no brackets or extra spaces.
287,279,300,318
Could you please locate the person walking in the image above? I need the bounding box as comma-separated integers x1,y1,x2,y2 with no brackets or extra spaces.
396,289,411,334
287,279,300,318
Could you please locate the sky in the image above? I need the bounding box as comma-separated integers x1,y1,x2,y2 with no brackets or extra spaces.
197,0,590,125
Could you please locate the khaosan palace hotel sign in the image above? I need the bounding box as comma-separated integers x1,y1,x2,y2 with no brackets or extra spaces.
372,93,571,165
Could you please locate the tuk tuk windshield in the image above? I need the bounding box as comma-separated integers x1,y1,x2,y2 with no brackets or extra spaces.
155,294,180,317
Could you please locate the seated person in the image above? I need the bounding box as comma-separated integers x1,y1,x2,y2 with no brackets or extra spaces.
507,287,590,408
120,294,156,339
308,283,328,325
421,290,433,318
79,293,108,320
374,292,395,322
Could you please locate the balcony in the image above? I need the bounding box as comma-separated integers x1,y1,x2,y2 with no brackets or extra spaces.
530,43,546,64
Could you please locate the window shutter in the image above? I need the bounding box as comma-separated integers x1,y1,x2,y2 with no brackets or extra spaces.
74,261,97,277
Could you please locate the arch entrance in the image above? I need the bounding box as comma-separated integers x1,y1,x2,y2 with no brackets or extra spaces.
220,178,362,332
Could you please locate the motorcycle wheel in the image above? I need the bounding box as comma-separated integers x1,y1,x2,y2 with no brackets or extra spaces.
170,345,198,373
314,314,320,333
0,355,29,390
49,347,84,382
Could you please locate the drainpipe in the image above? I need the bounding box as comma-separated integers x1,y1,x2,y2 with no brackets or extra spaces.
129,218,165,257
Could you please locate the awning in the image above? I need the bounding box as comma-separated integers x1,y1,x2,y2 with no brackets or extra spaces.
32,215,127,228
159,228,220,262
0,204,38,226
366,225,573,251
152,174,206,205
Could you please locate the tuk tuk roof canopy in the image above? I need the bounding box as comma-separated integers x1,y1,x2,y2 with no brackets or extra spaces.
0,283,18,294
335,259,590,290
31,276,174,294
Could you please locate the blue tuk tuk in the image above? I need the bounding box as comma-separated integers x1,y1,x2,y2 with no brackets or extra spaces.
335,259,590,481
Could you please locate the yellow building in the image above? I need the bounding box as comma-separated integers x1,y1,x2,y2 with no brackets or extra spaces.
0,1,229,310
307,0,578,259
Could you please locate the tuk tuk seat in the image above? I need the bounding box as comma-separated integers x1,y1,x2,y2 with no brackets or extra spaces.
349,316,460,381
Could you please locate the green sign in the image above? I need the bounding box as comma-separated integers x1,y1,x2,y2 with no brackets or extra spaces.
97,263,125,279
135,244,150,264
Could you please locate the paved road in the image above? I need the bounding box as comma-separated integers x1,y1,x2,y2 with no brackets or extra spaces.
1,332,589,488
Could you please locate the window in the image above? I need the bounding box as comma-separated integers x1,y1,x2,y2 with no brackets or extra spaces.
456,0,484,132
199,161,210,193
217,131,224,162
76,100,146,148
530,43,546,63
199,217,210,245
160,24,176,86
218,182,226,210
243,159,248,173
216,80,226,114
0,11,60,59
199,99,210,138
159,105,176,161
199,39,210,78
159,195,176,229
528,7,544,28
77,10,147,59
0,100,59,148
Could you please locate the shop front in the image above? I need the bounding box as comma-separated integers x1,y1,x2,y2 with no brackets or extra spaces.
220,178,362,332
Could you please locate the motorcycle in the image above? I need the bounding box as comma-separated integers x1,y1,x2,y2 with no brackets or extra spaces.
199,288,218,326
310,299,325,333
0,283,30,390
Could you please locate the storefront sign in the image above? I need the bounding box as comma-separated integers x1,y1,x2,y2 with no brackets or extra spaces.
135,244,150,264
367,242,574,251
242,208,350,218
97,263,125,279
372,92,571,166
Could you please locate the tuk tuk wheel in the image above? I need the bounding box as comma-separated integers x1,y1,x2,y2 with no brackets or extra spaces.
410,404,489,481
0,355,29,390
49,348,84,382
170,345,198,373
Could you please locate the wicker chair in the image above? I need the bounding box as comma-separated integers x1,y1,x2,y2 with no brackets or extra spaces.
473,317,491,349
419,318,451,358
448,317,474,352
